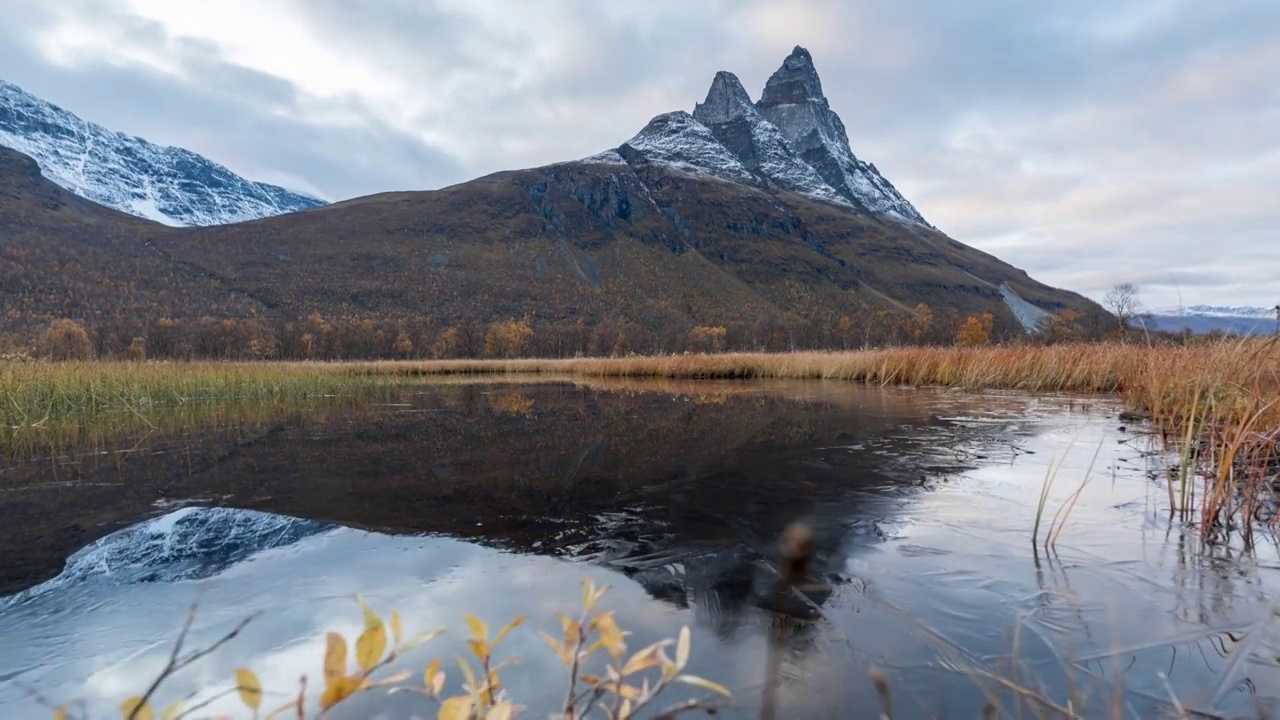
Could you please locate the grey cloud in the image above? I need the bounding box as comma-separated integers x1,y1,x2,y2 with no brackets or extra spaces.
0,0,461,199
0,0,1277,306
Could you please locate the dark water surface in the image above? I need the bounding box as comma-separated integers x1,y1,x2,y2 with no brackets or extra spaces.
2,379,1279,718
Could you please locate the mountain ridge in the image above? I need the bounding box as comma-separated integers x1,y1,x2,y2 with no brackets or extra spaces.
0,79,326,227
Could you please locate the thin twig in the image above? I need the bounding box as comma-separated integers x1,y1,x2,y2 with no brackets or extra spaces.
129,601,260,720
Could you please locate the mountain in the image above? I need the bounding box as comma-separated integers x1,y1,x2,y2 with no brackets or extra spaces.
0,79,326,226
1147,305,1277,336
0,48,1106,359
1159,305,1277,319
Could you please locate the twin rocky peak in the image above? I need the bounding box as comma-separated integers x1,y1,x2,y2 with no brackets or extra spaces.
594,46,930,228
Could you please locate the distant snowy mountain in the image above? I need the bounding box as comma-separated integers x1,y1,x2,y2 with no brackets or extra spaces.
0,79,325,226
1147,305,1277,335
587,45,931,228
1153,304,1277,319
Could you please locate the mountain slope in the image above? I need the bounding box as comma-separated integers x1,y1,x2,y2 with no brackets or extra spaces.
0,79,326,226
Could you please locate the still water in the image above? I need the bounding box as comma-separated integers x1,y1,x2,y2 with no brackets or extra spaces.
2,379,1279,718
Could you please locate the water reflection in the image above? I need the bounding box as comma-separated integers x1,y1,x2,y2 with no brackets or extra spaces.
1,380,1279,718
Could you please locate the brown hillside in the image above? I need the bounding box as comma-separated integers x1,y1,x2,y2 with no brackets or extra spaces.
0,145,1104,357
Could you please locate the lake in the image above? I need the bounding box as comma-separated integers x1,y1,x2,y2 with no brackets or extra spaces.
2,379,1278,719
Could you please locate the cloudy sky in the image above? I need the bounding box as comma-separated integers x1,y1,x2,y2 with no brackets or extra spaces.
2,0,1277,309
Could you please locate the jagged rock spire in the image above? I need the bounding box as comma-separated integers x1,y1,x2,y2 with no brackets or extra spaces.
692,69,849,205
758,46,826,109
591,45,932,227
692,71,755,125
754,47,930,226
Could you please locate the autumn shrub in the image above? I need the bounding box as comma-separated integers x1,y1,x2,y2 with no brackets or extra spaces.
483,319,533,359
687,326,726,353
36,319,94,361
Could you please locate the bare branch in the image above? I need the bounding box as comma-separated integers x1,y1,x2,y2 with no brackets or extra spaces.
128,600,260,720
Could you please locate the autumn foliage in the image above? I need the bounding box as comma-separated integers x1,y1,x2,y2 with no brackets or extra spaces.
10,299,1118,362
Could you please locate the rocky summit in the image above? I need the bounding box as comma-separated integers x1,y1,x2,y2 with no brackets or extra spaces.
756,47,930,224
595,46,931,227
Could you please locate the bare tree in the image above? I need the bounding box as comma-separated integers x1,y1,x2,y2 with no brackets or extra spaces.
1104,283,1143,338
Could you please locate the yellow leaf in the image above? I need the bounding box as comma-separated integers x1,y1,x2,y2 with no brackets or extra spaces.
676,674,732,697
324,632,348,680
590,583,610,608
159,699,184,720
367,669,412,688
554,613,574,634
479,668,502,697
606,683,642,701
542,633,570,666
619,698,633,720
438,696,474,720
424,658,441,691
582,578,595,610
234,667,262,710
486,702,516,720
468,638,489,662
390,610,404,646
579,674,602,686
593,612,626,660
53,705,68,720
319,675,362,710
431,670,446,696
402,628,447,651
491,616,526,648
676,626,691,670
561,619,581,651
621,643,664,676
355,623,388,672
455,657,478,694
463,614,488,643
356,595,382,631
120,697,153,720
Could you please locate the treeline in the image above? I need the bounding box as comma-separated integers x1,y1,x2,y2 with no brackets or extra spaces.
10,302,1130,362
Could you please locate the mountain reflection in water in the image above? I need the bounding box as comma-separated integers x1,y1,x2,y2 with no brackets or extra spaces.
2,379,1280,719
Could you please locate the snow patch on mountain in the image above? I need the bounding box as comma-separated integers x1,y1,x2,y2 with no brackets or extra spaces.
0,79,325,227
578,149,629,166
692,71,850,207
618,111,758,185
755,47,930,227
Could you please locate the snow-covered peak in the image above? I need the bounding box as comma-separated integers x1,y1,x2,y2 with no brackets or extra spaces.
0,79,325,226
692,71,849,207
618,111,758,185
1153,304,1278,319
590,47,932,226
755,47,931,227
